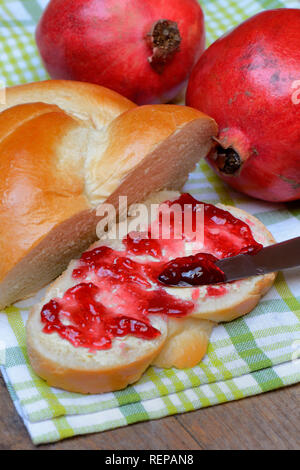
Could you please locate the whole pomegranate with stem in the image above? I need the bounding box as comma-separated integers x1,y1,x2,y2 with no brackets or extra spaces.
187,8,300,202
36,0,205,105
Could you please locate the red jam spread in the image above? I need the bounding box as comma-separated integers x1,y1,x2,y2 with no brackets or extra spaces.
172,194,262,258
41,282,162,351
158,253,226,287
123,233,163,258
41,246,194,351
41,194,262,350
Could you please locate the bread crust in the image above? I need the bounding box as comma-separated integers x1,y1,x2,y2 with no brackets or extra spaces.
0,79,136,128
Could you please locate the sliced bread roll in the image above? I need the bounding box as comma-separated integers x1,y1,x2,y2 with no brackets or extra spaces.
27,191,276,393
0,80,217,309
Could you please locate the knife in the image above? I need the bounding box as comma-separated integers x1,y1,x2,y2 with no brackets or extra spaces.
158,236,300,287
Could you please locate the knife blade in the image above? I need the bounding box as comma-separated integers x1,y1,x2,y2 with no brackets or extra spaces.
216,236,300,282
158,236,300,287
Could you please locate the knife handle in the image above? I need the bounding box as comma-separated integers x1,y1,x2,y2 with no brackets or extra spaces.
252,236,300,273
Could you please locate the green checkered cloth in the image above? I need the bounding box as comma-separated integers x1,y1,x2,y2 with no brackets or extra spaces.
0,0,300,445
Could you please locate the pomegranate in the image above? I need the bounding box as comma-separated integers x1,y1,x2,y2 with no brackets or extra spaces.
36,0,205,105
186,9,300,202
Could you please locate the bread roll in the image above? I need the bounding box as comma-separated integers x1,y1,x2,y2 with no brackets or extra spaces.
0,80,217,308
27,191,276,393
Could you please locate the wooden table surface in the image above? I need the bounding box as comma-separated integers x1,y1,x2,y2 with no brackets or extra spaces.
0,376,299,450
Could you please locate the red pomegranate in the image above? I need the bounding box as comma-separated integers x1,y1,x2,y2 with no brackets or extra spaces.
36,0,205,105
186,9,300,202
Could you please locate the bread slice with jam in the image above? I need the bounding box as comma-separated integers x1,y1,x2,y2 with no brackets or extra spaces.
27,191,276,393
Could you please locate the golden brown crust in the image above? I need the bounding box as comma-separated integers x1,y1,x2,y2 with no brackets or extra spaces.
0,80,136,128
27,349,160,395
